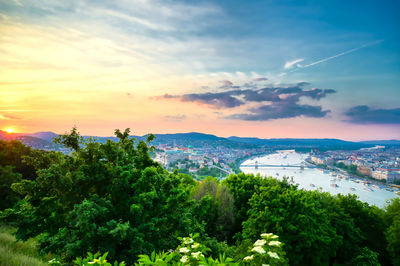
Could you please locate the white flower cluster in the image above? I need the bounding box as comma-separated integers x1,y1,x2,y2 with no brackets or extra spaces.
243,255,254,261
179,247,190,253
251,246,266,254
243,233,282,264
48,258,61,264
178,236,204,265
183,237,194,245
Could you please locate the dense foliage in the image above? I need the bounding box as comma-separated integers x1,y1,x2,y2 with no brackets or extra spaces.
1,128,399,265
0,139,36,210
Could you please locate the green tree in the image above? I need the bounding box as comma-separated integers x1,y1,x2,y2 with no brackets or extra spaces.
385,198,400,265
0,165,22,210
351,247,381,266
0,139,39,210
0,139,35,179
242,186,340,265
337,194,390,265
191,177,235,242
223,173,292,241
3,128,201,263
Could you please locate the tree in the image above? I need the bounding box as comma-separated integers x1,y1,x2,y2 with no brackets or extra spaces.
191,177,235,242
337,194,390,265
385,198,400,265
3,128,201,263
0,165,22,210
0,139,35,179
0,139,38,210
242,186,340,265
351,247,381,266
223,173,292,241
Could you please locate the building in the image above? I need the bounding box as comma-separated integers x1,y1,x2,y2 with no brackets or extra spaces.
311,156,333,165
372,168,400,182
357,165,372,176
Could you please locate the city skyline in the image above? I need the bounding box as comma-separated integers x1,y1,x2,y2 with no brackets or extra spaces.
0,0,399,140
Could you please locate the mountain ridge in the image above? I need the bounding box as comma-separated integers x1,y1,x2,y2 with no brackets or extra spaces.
1,130,399,148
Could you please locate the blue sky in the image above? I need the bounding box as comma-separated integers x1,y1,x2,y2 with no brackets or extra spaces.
0,0,399,139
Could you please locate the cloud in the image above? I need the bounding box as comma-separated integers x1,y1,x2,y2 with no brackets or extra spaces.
0,114,19,120
345,105,400,124
286,40,383,73
284,58,304,69
225,86,335,121
181,91,245,108
253,77,268,82
164,114,187,121
219,80,233,88
155,81,335,121
153,93,180,100
227,103,329,121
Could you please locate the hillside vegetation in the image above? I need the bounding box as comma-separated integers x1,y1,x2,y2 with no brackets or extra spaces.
0,128,399,265
0,226,47,266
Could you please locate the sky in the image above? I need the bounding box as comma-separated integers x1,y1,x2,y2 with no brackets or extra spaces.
0,0,399,140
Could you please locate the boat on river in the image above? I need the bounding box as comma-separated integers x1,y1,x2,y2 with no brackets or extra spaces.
240,151,399,208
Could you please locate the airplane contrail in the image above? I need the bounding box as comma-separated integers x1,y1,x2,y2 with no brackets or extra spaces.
289,40,383,72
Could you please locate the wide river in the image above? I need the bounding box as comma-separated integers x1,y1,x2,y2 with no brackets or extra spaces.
240,150,399,208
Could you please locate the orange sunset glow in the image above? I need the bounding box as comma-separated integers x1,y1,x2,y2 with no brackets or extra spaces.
0,0,399,141
4,128,14,133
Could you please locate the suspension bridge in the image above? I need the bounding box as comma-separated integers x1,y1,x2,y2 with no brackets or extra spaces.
241,162,316,169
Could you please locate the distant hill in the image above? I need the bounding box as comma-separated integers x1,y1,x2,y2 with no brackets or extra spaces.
29,131,59,142
0,130,56,149
1,129,399,150
228,136,362,147
16,136,54,148
142,132,254,148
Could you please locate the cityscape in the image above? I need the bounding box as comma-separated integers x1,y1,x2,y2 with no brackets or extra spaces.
1,0,399,265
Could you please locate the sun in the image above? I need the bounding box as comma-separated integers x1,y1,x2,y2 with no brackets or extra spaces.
4,128,14,133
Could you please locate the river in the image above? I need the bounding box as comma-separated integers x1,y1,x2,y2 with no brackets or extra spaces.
240,150,398,208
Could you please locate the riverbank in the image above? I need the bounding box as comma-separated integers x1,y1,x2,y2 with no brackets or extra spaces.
231,151,273,173
240,151,398,207
308,160,400,192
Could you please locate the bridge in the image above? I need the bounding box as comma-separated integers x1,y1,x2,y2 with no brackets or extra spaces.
209,165,233,174
241,164,316,169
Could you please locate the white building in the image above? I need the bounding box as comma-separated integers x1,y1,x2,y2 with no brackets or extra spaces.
372,168,400,182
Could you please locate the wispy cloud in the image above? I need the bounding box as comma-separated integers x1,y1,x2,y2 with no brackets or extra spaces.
219,80,233,88
284,58,304,69
288,40,383,72
164,115,187,122
0,114,20,120
303,40,383,68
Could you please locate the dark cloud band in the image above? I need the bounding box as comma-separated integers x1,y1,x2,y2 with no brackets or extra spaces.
155,81,335,120
345,105,400,124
